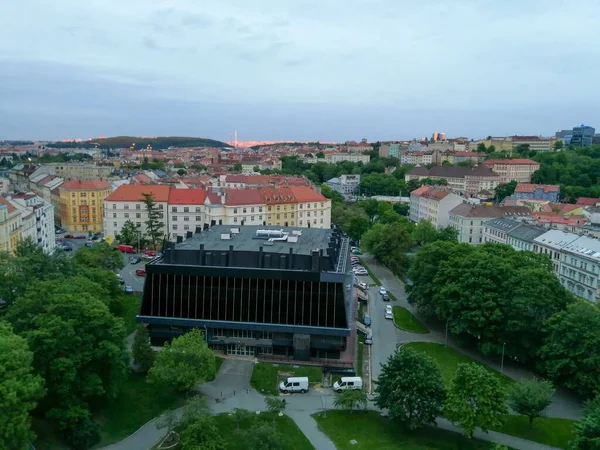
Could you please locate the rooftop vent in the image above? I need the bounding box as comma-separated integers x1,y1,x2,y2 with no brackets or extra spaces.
220,233,232,240
230,228,240,234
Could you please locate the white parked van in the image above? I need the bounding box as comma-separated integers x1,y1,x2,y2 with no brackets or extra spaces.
333,376,363,392
279,376,309,394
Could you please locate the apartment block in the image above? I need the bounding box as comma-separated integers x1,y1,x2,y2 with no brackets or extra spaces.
483,217,523,244
409,186,463,228
325,174,361,194
0,195,22,253
511,136,557,152
506,224,545,252
7,193,56,253
400,152,433,165
483,159,540,184
406,165,500,197
514,184,560,202
449,203,530,245
558,236,600,302
532,230,579,275
59,180,112,233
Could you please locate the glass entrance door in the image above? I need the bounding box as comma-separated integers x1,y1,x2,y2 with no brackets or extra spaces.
226,344,255,356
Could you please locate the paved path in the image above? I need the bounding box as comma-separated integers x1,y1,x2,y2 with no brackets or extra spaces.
361,254,583,420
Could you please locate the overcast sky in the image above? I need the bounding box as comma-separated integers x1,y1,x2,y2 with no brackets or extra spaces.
1,0,599,142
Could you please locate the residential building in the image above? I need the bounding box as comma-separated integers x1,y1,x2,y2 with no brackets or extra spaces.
482,217,522,244
532,230,579,274
346,139,372,153
290,186,331,229
0,177,9,194
506,224,545,251
449,203,530,245
514,184,560,202
405,165,500,197
570,125,595,147
137,226,355,368
220,189,265,228
0,195,22,253
48,163,114,180
168,189,207,242
304,153,370,164
511,136,557,152
474,137,513,153
59,180,112,233
8,164,39,191
104,184,170,242
7,193,56,253
325,174,361,194
379,143,400,158
260,187,298,227
400,152,433,165
409,186,463,228
483,159,540,183
559,235,600,302
439,151,486,165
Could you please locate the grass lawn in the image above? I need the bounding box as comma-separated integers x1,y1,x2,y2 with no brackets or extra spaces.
251,363,323,395
93,371,186,447
215,412,314,450
403,342,512,389
493,415,576,449
357,334,365,377
358,301,366,322
358,258,381,286
392,306,429,334
314,410,497,450
388,292,398,302
119,293,142,334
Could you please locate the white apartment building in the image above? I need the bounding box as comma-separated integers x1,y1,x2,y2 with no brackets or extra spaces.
506,224,545,252
558,236,600,302
449,203,530,245
409,186,463,228
482,217,522,244
532,230,579,275
168,188,207,241
483,159,540,184
401,152,433,165
103,185,170,241
7,193,56,253
304,153,370,164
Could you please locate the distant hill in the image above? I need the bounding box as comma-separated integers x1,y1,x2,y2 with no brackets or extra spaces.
46,136,228,150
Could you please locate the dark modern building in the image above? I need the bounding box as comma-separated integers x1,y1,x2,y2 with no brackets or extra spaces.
557,125,595,147
137,225,355,367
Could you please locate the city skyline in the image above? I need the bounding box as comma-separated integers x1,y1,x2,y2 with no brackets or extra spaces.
1,0,599,141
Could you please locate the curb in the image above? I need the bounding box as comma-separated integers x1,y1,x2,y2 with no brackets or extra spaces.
391,306,430,335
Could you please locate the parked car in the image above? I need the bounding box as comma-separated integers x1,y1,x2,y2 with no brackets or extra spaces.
130,257,141,264
279,376,309,394
356,281,368,291
116,274,125,285
64,234,74,239
62,245,73,252
354,269,368,275
118,244,136,254
352,249,362,255
333,376,363,392
385,305,393,320
144,250,157,257
74,235,86,239
381,293,390,301
135,268,146,277
364,334,373,345
363,314,371,327
379,286,387,296
141,254,155,260
124,285,134,294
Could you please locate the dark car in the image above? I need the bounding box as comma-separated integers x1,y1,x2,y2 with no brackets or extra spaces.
363,314,371,327
63,246,73,252
381,293,390,301
130,257,141,264
124,285,134,294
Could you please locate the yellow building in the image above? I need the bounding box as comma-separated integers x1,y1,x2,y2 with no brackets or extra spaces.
59,180,112,234
259,187,298,227
0,195,22,253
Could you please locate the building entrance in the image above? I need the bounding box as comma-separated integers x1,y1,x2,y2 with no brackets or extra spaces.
226,343,255,357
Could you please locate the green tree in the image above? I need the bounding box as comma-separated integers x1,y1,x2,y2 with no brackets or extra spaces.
494,181,518,202
477,143,487,152
362,219,414,275
5,279,128,442
243,422,284,450
445,363,508,438
571,396,600,449
360,198,380,222
177,168,187,176
231,408,253,431
132,325,155,373
345,216,371,242
180,413,226,450
316,151,325,158
333,389,368,413
539,301,600,398
149,329,216,393
116,219,144,248
233,162,242,172
393,203,410,216
374,347,445,429
553,140,564,151
73,242,125,271
412,219,439,246
142,193,164,250
264,396,287,422
0,322,45,450
507,378,554,428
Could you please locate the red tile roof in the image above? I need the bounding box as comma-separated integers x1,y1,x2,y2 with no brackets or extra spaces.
450,202,530,218
515,183,560,193
576,197,598,206
225,189,264,206
259,187,296,204
168,188,206,205
105,184,170,202
420,187,450,200
134,174,154,184
484,159,540,166
0,195,16,213
410,185,430,196
60,179,111,191
288,186,327,203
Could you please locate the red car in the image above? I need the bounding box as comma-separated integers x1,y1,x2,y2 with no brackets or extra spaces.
144,250,156,257
64,234,74,239
135,269,146,277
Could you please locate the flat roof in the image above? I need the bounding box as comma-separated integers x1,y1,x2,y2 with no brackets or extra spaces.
175,225,334,256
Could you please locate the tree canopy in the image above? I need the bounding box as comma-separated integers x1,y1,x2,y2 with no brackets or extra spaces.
507,378,554,428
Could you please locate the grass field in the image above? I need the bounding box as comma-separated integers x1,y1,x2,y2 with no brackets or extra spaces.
403,342,512,388
314,410,499,450
251,363,323,395
392,306,429,333
493,415,576,449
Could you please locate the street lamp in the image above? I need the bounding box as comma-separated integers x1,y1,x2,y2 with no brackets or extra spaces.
500,342,506,375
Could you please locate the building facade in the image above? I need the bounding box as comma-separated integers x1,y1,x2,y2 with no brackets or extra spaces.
482,217,522,244
49,164,114,180
570,126,595,147
137,226,355,368
0,195,22,253
406,165,500,197
511,136,557,152
514,184,560,202
558,235,600,302
6,193,55,253
506,224,545,252
325,174,360,194
532,230,579,275
483,159,540,184
409,186,463,228
59,180,112,233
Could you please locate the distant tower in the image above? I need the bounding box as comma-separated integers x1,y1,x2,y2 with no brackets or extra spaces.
234,130,238,149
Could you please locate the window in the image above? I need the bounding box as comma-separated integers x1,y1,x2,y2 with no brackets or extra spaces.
184,207,189,212
299,204,303,209
113,222,117,228
321,202,324,207
124,205,129,209
136,213,141,218
158,204,163,210
196,207,201,212
72,193,76,198
173,224,178,230
172,207,177,212
72,200,76,206
251,207,255,213
184,216,189,221
291,213,295,218
234,217,238,223
173,216,177,221
91,192,95,197
259,207,263,212
277,214,280,219
320,218,323,224
251,216,254,221
196,216,201,221
234,208,238,214
113,213,117,218
81,192,87,197
124,213,129,218
277,206,281,211
113,204,116,209
136,204,140,210
184,225,189,230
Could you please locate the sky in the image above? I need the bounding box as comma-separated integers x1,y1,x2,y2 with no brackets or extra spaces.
1,0,599,142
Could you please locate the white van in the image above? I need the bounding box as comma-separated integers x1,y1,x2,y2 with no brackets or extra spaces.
279,376,309,394
333,376,363,392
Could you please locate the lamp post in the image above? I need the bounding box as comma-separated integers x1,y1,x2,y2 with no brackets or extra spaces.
500,342,506,375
